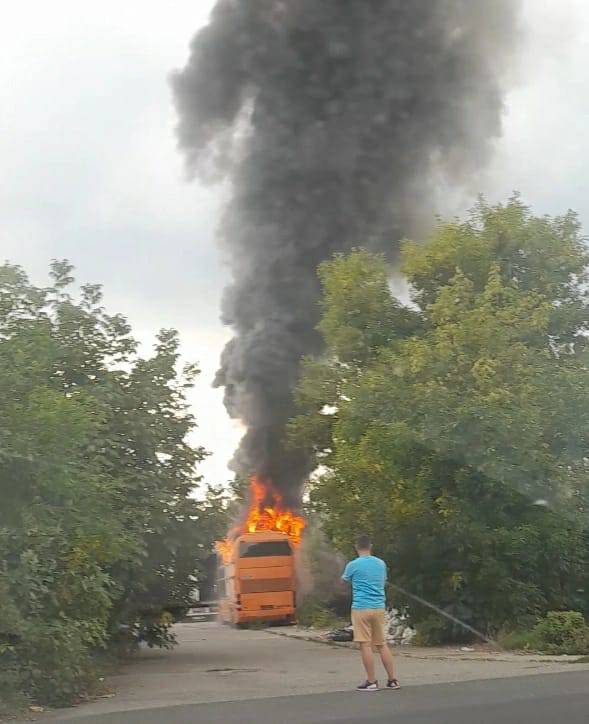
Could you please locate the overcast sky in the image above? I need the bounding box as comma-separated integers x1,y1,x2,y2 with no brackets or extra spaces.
2,1,588,487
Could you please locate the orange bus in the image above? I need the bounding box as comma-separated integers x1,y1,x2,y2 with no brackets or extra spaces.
217,531,296,626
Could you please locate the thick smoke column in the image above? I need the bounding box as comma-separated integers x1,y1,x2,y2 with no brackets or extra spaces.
172,0,521,505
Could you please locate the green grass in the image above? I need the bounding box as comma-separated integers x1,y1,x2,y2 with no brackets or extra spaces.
499,611,589,656
296,598,342,629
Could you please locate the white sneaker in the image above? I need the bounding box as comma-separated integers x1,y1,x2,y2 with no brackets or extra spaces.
356,680,378,692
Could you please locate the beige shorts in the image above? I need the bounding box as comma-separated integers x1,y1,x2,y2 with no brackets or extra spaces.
351,608,386,646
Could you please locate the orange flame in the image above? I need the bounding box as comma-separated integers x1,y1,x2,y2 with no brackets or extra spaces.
216,476,305,564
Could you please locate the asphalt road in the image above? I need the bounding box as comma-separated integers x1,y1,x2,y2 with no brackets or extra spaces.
45,622,589,719
44,671,588,724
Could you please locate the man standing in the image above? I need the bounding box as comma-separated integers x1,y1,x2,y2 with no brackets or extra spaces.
342,534,400,691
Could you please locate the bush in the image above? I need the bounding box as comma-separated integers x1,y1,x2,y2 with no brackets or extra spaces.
17,623,98,706
0,665,28,718
0,262,217,710
498,629,539,651
413,615,453,646
533,611,589,655
501,611,589,655
412,612,478,647
297,597,341,629
413,614,470,647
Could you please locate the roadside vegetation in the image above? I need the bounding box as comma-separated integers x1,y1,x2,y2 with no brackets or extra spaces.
500,611,589,656
0,262,227,714
296,598,343,630
291,197,589,647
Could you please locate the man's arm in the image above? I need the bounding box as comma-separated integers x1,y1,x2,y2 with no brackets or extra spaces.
341,560,353,582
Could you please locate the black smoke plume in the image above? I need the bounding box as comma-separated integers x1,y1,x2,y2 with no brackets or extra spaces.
172,0,521,506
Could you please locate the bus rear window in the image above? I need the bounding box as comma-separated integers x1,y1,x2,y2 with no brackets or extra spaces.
239,540,292,558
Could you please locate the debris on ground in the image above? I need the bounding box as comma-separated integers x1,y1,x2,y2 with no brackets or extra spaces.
385,609,416,645
325,626,353,642
322,609,416,645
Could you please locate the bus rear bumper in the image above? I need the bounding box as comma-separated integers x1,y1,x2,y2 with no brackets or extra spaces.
237,607,295,623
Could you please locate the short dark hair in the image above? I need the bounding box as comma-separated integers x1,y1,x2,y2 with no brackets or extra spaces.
355,534,371,551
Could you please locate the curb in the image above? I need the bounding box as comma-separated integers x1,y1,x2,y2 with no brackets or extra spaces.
263,628,588,664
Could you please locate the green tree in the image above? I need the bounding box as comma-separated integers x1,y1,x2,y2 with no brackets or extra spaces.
291,197,589,640
0,261,218,708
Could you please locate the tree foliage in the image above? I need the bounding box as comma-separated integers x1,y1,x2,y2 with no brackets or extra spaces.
291,197,589,640
0,262,219,708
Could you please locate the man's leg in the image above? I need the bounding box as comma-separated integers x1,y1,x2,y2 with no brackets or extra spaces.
372,610,398,683
359,643,376,682
377,643,396,681
352,610,377,684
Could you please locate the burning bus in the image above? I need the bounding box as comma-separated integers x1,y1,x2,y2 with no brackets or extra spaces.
216,477,305,626
216,531,296,625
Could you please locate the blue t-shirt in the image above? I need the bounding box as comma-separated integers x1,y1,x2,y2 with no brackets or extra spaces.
342,555,387,609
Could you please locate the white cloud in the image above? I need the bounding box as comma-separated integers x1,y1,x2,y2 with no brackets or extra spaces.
486,0,589,222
